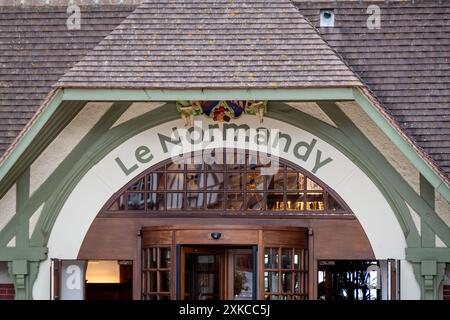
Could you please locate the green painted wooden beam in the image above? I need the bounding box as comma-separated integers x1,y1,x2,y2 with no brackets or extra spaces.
61,88,355,102
0,97,87,198
406,248,450,262
420,174,436,248
0,247,47,261
353,88,450,203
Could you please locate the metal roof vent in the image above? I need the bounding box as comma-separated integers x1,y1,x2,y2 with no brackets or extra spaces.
320,9,335,27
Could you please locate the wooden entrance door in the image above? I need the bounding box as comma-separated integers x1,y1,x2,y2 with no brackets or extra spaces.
141,225,308,300
181,247,226,300
180,247,256,300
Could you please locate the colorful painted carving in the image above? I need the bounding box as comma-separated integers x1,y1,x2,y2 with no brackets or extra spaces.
176,101,267,126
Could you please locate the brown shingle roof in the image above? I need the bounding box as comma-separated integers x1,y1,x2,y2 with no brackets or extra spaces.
0,5,135,157
294,0,450,178
56,0,362,89
0,0,449,180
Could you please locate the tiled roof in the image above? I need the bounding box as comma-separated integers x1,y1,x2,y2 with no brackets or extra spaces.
0,5,135,157
56,0,362,89
294,0,450,178
0,0,449,179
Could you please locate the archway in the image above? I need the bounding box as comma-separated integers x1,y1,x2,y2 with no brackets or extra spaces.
78,149,373,300
32,115,415,299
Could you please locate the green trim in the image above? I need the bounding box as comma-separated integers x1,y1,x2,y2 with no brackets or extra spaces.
34,103,177,245
406,248,450,262
0,91,62,186
16,168,30,248
28,102,425,251
61,88,355,102
317,102,450,247
420,175,436,248
0,102,132,247
0,99,87,199
353,88,450,203
0,247,47,261
316,102,420,245
30,102,133,246
8,260,40,300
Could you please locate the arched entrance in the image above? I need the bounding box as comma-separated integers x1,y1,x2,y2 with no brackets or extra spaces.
77,149,375,300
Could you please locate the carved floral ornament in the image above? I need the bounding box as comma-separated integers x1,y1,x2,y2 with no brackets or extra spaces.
176,101,268,126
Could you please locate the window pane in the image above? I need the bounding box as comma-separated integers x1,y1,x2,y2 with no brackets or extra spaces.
187,173,204,190
160,272,171,292
246,173,264,190
149,248,157,268
127,192,145,210
327,194,344,212
167,173,184,191
166,193,184,210
147,173,165,191
227,193,244,210
248,152,272,170
281,272,292,293
186,155,204,170
281,248,293,269
109,194,125,210
186,193,204,209
294,249,302,270
205,149,224,170
264,271,279,293
267,172,284,190
160,248,171,268
206,173,224,191
149,271,157,292
129,178,145,191
294,272,301,294
264,248,279,269
226,150,246,170
286,193,304,211
287,173,304,190
305,193,324,211
227,172,243,190
246,193,265,210
267,193,284,211
166,162,184,170
206,193,224,209
147,193,165,211
306,178,323,191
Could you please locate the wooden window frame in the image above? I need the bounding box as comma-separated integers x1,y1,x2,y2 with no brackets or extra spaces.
102,149,353,218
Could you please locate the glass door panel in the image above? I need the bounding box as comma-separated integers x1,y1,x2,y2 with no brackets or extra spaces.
230,249,254,300
183,249,224,300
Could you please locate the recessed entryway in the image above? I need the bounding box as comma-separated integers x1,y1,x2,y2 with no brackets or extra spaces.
141,225,309,300
181,246,255,300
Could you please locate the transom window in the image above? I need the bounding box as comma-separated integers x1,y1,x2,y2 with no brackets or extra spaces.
105,149,352,216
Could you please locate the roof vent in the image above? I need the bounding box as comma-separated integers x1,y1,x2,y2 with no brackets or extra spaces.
320,9,335,28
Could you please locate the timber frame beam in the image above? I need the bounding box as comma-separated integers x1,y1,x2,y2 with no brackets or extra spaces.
1,87,448,204
0,87,449,300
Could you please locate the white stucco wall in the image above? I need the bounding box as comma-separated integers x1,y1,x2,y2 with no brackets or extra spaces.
0,184,16,233
436,192,450,227
0,262,12,284
285,102,336,127
112,102,166,127
31,115,419,299
338,101,420,195
29,102,112,195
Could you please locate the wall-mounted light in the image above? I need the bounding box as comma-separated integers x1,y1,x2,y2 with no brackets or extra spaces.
210,232,222,240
